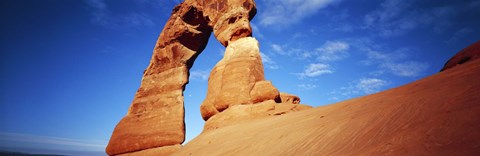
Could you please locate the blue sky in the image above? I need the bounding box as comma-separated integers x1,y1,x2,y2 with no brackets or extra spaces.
1,0,479,155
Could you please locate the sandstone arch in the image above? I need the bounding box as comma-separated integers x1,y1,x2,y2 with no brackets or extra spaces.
106,0,310,155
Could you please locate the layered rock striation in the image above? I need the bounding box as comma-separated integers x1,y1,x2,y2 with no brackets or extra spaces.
199,37,280,121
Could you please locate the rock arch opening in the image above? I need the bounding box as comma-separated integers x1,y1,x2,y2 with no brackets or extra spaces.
183,35,225,144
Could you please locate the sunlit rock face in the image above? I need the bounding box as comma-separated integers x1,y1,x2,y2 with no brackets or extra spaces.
106,0,310,155
105,1,212,155
200,37,282,121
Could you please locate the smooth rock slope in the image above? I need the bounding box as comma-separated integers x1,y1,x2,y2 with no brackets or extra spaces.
175,51,480,155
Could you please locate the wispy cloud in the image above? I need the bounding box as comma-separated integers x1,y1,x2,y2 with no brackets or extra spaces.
445,27,473,43
270,43,285,55
296,63,333,78
190,70,209,81
467,0,480,9
315,41,350,62
362,49,428,77
381,61,428,77
354,39,428,77
86,0,157,29
297,84,318,90
356,78,389,94
259,0,340,28
251,23,264,38
270,40,350,61
260,52,279,69
270,41,348,79
363,0,456,37
0,132,106,151
329,78,389,100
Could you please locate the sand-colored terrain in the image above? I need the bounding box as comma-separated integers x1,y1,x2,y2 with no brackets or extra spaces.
175,58,480,155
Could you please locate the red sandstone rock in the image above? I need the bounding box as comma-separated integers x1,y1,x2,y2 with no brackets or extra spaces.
279,92,301,104
107,0,308,155
441,40,480,71
106,1,212,155
271,103,313,115
200,0,257,46
118,145,182,156
204,100,276,131
203,100,312,131
200,37,284,120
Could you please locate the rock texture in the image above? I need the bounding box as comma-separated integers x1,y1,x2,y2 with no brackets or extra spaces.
117,145,182,156
441,40,480,71
106,1,212,155
199,37,284,121
279,92,301,104
200,0,257,46
199,37,310,130
203,100,312,131
174,49,480,156
107,0,301,155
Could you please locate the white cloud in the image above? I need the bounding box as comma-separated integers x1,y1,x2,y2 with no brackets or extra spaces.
270,44,285,55
381,61,429,77
272,40,350,62
329,78,389,101
190,70,209,81
297,84,318,90
316,41,350,61
297,63,333,78
259,0,339,27
260,53,279,69
356,78,389,94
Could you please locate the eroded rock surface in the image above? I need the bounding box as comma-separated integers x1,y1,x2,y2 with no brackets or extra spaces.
106,1,212,155
279,92,301,104
204,100,312,131
200,37,284,121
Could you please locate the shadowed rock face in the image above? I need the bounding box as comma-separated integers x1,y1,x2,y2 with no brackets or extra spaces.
107,0,307,155
441,40,480,71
